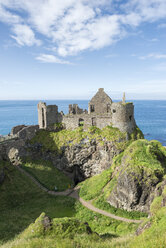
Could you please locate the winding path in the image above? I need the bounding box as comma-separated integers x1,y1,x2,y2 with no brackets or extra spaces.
16,165,142,224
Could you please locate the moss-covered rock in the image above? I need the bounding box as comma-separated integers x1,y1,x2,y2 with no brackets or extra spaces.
107,139,166,212
20,213,94,239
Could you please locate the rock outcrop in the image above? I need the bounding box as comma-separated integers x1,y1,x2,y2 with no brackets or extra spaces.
56,139,123,182
107,140,166,212
0,125,39,165
11,125,26,135
27,138,124,184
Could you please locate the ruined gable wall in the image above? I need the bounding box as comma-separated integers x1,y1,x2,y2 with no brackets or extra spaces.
88,88,112,114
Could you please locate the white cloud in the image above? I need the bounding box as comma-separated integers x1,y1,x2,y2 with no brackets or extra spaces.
11,24,41,46
0,0,166,56
123,0,166,22
139,53,166,60
0,4,21,24
36,54,72,64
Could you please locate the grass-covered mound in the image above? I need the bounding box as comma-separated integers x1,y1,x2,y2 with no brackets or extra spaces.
30,125,143,154
21,159,73,191
20,212,94,239
79,139,166,216
1,211,137,248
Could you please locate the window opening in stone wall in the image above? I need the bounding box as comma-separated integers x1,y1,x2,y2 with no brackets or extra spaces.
107,104,111,113
92,117,97,126
129,115,132,121
42,108,45,128
113,109,116,113
90,105,95,112
78,118,84,127
72,108,76,114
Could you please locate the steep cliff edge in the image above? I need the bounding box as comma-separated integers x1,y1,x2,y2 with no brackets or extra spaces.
27,126,143,183
80,139,166,214
107,139,166,212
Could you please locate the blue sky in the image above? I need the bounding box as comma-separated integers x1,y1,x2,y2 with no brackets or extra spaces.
1,0,166,100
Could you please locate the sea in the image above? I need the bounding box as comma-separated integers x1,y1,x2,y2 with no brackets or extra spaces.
0,100,166,145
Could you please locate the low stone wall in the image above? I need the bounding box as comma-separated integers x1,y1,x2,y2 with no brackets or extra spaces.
11,125,26,135
0,125,39,165
17,125,39,140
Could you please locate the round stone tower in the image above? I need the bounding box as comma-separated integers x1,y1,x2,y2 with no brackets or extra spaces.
111,102,136,133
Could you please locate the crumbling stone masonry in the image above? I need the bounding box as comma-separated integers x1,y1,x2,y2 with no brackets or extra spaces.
38,88,136,134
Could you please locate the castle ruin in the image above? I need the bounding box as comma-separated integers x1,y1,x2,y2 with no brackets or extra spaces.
38,88,136,134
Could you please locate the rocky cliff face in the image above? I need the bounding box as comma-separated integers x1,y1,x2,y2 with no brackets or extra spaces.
0,126,132,184
24,138,125,184
107,139,166,212
49,139,123,183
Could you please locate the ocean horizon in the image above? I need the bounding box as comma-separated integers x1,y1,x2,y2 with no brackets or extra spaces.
0,99,166,145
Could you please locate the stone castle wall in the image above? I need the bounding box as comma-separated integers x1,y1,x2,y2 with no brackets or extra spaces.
37,89,137,134
63,114,112,130
38,102,63,129
111,102,136,133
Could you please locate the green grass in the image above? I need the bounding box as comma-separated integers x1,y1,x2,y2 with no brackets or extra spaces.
0,161,76,244
30,125,142,155
1,150,166,248
0,160,139,248
0,204,138,248
79,168,113,200
93,195,147,219
21,159,73,191
122,139,166,177
74,201,138,236
129,188,166,248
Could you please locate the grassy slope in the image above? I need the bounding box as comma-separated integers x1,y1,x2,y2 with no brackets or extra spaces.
0,161,76,244
0,161,138,248
79,139,166,219
21,159,73,191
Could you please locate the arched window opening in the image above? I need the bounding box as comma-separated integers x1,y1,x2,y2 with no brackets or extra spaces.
42,108,45,128
107,104,111,113
90,105,95,113
92,117,96,126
